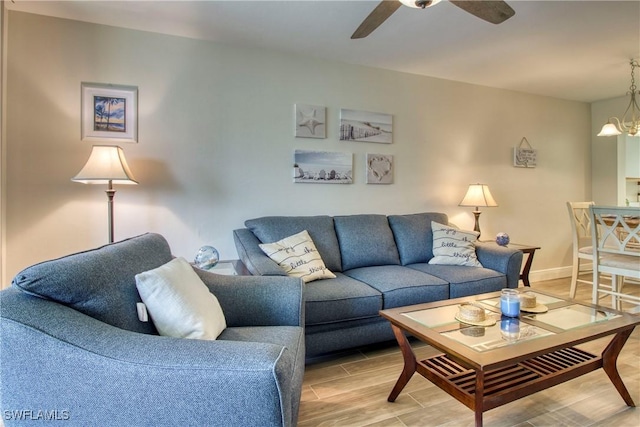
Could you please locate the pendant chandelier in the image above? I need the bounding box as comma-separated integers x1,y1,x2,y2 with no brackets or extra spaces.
598,59,640,137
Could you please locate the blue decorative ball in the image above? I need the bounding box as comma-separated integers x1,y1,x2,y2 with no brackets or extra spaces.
194,245,219,270
496,232,510,246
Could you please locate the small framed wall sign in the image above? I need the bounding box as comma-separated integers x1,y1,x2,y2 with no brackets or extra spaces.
513,137,537,168
81,83,138,143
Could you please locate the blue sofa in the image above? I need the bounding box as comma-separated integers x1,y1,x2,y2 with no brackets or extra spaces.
0,233,305,427
234,213,523,357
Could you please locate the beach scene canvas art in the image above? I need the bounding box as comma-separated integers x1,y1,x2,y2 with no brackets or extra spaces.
294,150,353,184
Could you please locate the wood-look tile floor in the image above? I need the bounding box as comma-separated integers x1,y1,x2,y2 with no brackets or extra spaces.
299,276,640,427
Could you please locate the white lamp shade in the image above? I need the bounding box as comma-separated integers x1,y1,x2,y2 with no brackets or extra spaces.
597,122,622,137
72,145,138,184
459,184,498,208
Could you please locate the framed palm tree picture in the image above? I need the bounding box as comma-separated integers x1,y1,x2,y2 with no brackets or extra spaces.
81,83,138,143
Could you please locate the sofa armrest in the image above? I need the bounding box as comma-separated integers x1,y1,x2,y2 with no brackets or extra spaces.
233,228,288,276
0,288,296,426
475,243,523,288
194,268,304,328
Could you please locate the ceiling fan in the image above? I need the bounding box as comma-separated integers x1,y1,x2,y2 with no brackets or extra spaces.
352,0,515,39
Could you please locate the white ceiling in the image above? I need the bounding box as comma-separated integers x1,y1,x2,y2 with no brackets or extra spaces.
7,0,640,102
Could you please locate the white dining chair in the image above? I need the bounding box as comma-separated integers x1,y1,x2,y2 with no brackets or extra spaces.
567,201,595,298
590,205,640,311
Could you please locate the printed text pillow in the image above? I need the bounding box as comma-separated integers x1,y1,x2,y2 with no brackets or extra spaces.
259,230,336,283
429,222,483,267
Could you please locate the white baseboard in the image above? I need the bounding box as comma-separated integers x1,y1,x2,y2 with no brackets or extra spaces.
528,266,572,283
528,263,594,284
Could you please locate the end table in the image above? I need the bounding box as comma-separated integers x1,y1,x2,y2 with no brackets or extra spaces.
482,241,540,287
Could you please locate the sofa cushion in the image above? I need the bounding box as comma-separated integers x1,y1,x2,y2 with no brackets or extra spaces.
10,233,172,334
135,257,227,340
258,230,336,283
245,216,342,272
344,265,449,309
429,222,482,267
408,263,505,298
388,213,449,265
304,272,382,326
334,214,400,271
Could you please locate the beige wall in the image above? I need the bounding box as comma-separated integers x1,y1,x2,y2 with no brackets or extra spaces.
2,11,593,286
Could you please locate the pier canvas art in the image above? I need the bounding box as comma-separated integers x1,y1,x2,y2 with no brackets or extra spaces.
339,109,392,144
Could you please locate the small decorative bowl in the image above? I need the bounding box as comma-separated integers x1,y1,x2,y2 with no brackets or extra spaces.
496,232,510,246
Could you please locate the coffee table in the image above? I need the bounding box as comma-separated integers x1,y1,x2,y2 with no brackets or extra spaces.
379,290,639,427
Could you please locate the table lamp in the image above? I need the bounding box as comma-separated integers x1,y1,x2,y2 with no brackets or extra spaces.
459,183,498,238
72,145,138,243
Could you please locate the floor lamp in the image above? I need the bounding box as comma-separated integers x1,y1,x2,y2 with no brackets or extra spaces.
459,183,498,239
72,145,138,243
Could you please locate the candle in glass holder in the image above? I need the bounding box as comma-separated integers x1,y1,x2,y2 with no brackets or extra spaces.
500,289,520,317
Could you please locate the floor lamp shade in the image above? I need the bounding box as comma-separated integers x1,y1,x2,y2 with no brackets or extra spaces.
72,145,138,243
458,184,498,237
72,145,137,184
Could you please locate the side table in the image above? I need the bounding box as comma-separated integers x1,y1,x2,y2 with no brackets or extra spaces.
481,241,540,287
209,259,251,276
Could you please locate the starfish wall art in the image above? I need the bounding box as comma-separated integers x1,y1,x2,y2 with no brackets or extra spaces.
295,104,326,139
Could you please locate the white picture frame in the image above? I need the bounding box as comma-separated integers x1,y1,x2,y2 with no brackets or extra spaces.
81,82,138,143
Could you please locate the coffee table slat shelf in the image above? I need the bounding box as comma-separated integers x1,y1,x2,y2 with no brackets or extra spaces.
416,347,600,413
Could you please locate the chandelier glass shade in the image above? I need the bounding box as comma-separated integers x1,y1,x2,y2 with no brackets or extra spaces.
598,59,640,137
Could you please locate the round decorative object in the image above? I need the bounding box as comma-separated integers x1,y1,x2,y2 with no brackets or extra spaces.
495,232,510,246
194,245,219,270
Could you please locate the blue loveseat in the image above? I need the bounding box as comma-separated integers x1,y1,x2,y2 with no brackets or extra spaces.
234,213,523,357
0,233,305,427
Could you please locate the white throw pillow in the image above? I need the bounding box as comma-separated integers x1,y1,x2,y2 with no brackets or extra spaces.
135,257,226,340
429,221,483,267
259,230,336,283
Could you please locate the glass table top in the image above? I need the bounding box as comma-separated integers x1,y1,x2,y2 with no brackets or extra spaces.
400,292,621,352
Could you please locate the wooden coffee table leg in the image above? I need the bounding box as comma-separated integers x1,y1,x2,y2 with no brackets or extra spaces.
602,328,636,407
387,324,417,402
475,370,484,427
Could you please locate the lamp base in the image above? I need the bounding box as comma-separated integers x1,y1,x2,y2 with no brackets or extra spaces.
106,185,115,244
472,210,482,238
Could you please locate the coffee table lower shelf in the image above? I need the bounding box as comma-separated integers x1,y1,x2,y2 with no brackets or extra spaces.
417,347,600,414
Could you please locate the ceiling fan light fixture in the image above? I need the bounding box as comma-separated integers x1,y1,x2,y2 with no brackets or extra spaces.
399,0,441,9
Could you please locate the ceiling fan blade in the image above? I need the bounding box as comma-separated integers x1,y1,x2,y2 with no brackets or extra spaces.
449,0,515,24
351,1,403,39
